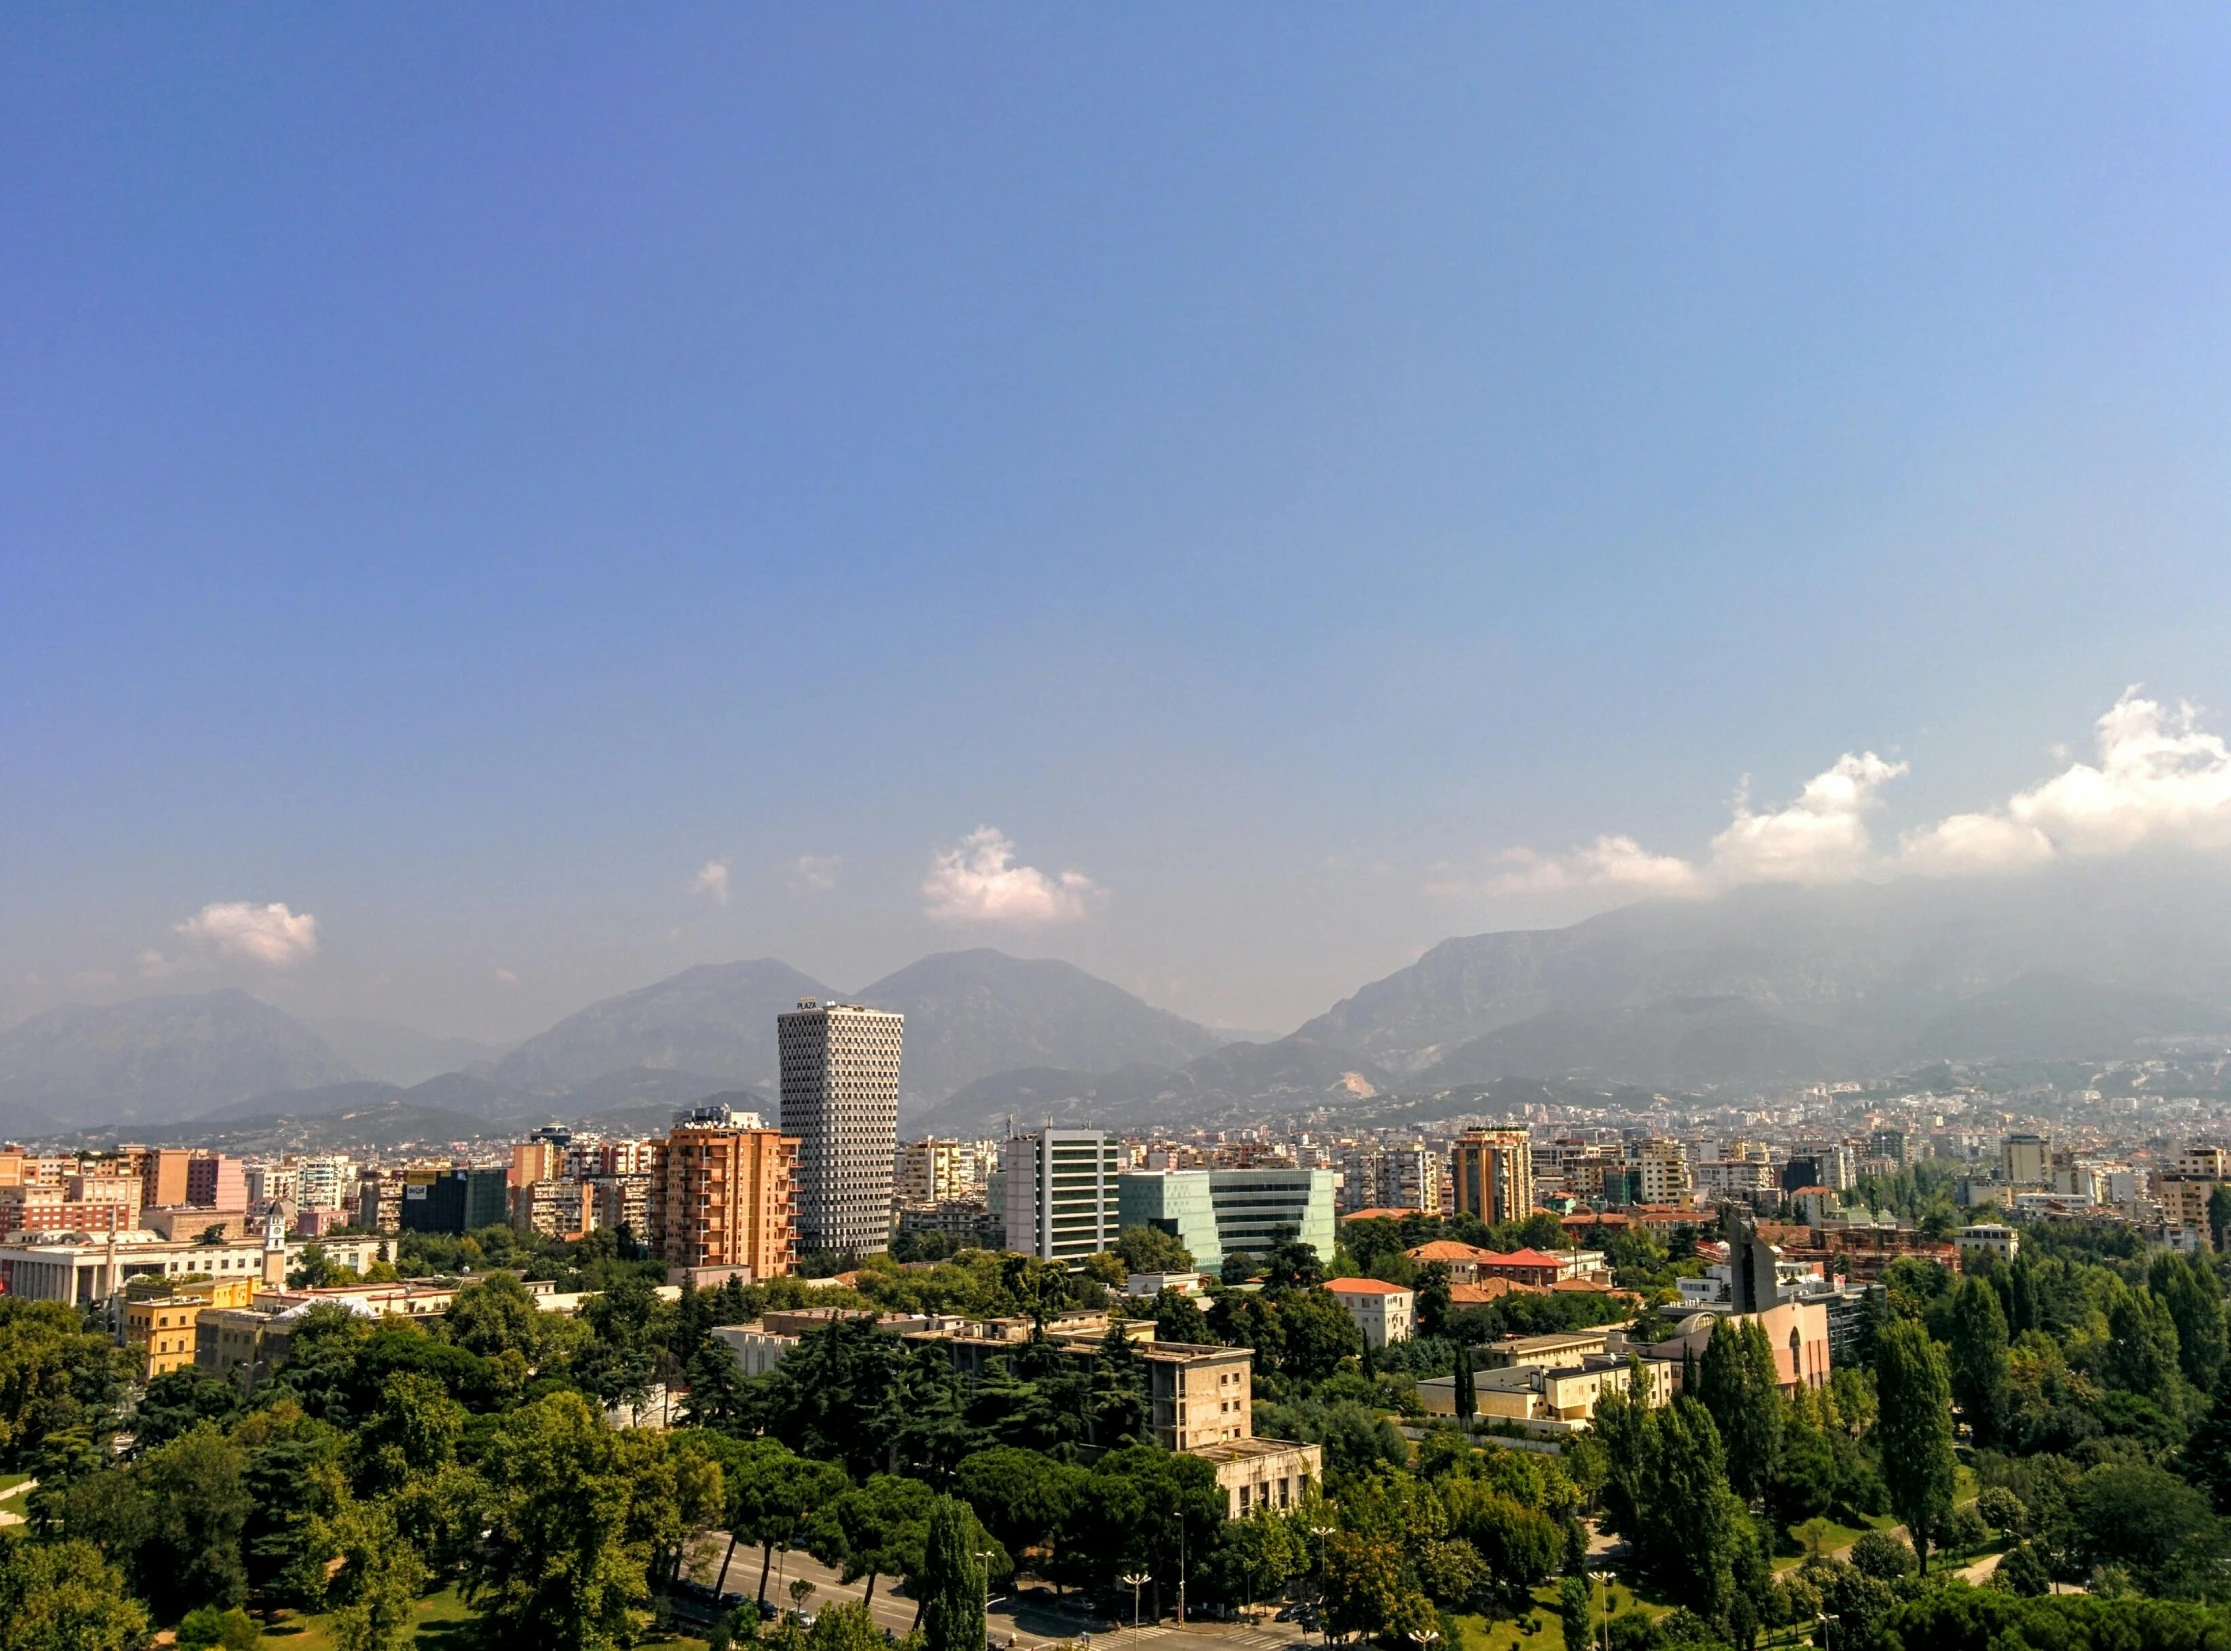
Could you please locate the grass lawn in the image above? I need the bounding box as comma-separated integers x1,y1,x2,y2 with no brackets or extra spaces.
258,1586,480,1650
1450,1574,1674,1651
0,1473,30,1499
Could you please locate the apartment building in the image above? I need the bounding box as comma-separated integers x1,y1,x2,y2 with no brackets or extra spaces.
647,1106,800,1281
898,1138,987,1205
779,1002,903,1256
1452,1130,1535,1225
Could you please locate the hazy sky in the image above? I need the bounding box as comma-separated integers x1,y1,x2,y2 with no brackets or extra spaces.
8,8,2231,1041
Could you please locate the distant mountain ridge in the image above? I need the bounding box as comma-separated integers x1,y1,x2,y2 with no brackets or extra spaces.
1303,861,2231,1087
18,862,2231,1137
0,989,357,1127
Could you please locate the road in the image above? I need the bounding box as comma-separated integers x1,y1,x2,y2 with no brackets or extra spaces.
694,1534,1321,1651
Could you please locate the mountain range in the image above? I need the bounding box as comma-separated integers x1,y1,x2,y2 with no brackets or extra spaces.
10,858,2231,1137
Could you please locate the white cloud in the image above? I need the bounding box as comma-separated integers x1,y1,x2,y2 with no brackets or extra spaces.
1708,752,1908,884
1483,835,1702,896
689,858,732,906
1469,690,2231,904
922,827,1103,925
174,901,320,968
494,968,519,985
788,854,842,896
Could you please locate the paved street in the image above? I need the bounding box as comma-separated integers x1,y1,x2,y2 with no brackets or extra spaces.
696,1534,1321,1651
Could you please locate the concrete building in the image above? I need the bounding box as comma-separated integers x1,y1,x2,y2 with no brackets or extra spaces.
187,1154,247,1210
1633,1139,1690,1206
141,1148,194,1210
898,1138,986,1205
1321,1276,1414,1347
244,1164,299,1207
1116,1167,1337,1274
1451,1130,1534,1226
295,1156,353,1210
1001,1129,1120,1262
2001,1133,2050,1188
1420,1354,1672,1426
0,1231,388,1306
123,1276,258,1379
1955,1223,2020,1263
778,1001,903,1256
647,1107,800,1281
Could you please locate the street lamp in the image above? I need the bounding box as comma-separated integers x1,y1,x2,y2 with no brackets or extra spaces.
1121,1573,1150,1632
1307,1526,1336,1645
977,1549,999,1646
1817,1612,1840,1650
1589,1571,1613,1651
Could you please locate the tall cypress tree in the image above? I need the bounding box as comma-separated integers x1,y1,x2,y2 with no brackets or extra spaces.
1946,1275,2009,1445
1873,1321,1957,1573
918,1497,988,1651
1697,1318,1780,1504
1453,1342,1475,1421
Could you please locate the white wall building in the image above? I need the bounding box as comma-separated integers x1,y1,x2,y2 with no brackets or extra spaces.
1002,1129,1121,1262
1322,1276,1414,1347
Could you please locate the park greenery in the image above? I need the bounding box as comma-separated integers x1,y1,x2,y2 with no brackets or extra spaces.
3,1209,2231,1650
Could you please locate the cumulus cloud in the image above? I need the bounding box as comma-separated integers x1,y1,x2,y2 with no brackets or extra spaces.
788,854,842,896
1708,752,1908,884
689,858,732,906
1468,690,2231,903
174,901,320,968
1482,835,1702,896
922,827,1103,925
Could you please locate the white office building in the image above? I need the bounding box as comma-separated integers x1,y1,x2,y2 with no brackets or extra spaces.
779,1001,904,1256
1002,1129,1121,1262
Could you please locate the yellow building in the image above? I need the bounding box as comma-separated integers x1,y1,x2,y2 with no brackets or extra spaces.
123,1276,256,1379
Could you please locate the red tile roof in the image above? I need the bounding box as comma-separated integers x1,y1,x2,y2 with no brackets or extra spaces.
1344,1208,1429,1221
1323,1276,1414,1296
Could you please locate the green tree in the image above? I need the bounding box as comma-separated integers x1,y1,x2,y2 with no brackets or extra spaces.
917,1496,990,1651
1452,1343,1475,1421
2070,1463,2227,1597
763,1319,907,1480
0,1299,129,1465
1277,1288,1364,1384
811,1473,936,1603
0,1536,149,1651
2103,1287,2183,1399
1113,1227,1194,1275
1873,1321,1957,1573
1994,1540,2051,1597
468,1389,706,1651
1147,1287,1212,1345
1414,1262,1453,1338
323,1499,429,1651
1946,1274,2011,1444
1558,1573,1593,1651
351,1371,465,1500
725,1440,851,1608
1088,1324,1150,1445
444,1271,551,1362
235,1404,348,1606
805,1600,885,1651
1652,1396,1739,1622
954,1446,1088,1569
2151,1252,2228,1391
1210,1511,1306,1612
1696,1318,1780,1503
1318,1531,1404,1642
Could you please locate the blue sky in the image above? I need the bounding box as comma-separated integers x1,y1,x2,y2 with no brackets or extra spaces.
7,7,2231,1038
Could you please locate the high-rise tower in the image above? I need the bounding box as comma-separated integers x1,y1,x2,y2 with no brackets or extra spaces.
778,1000,903,1256
1450,1129,1534,1226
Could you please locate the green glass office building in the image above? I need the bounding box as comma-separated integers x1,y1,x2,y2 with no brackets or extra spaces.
1117,1167,1336,1274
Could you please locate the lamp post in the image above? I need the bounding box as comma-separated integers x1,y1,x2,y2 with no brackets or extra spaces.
977,1549,999,1649
1308,1525,1335,1644
1817,1612,1840,1650
1589,1571,1613,1651
1121,1573,1149,1632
